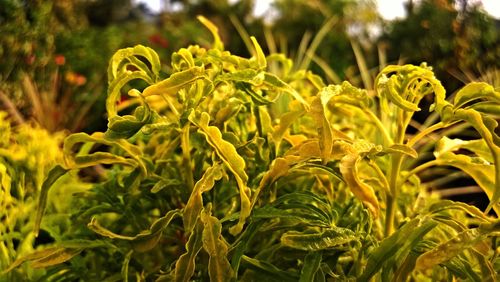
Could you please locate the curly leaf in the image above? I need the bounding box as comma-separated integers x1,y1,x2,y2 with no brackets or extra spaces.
63,132,146,175
281,227,356,251
434,136,500,215
340,154,379,217
200,206,234,282
250,36,266,69
453,82,499,109
108,45,160,84
376,64,446,113
299,252,323,282
197,15,224,51
416,220,500,270
174,220,204,282
105,104,156,139
358,218,437,281
183,163,224,233
188,111,250,235
142,66,205,97
34,165,68,236
2,240,106,273
88,209,180,252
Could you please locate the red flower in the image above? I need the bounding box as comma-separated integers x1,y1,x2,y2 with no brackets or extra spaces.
54,54,66,66
149,34,169,48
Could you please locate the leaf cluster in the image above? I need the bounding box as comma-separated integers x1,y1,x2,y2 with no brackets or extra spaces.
3,17,500,281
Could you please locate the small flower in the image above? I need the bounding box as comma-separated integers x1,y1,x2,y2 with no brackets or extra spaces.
54,54,66,66
65,71,87,86
149,34,169,48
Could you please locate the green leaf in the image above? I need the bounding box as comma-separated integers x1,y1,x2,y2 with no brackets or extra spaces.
174,220,204,282
2,240,106,273
142,66,206,97
281,227,356,251
197,15,224,50
340,154,379,217
453,82,499,109
427,200,493,222
264,73,309,109
34,165,68,236
121,250,133,282
63,132,147,175
358,217,437,281
451,108,500,213
200,206,234,282
416,220,500,271
183,163,224,233
189,111,250,235
87,209,180,252
250,36,267,69
300,252,323,282
385,144,418,158
241,255,298,282
434,139,499,215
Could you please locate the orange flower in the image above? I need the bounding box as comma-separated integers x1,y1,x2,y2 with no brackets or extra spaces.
65,71,87,86
54,54,66,66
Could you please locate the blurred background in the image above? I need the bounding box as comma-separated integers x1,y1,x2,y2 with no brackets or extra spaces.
0,0,498,134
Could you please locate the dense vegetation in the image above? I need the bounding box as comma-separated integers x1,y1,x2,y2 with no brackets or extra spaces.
1,1,499,281
2,15,500,281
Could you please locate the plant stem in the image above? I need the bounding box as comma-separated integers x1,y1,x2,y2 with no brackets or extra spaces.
385,153,404,236
364,109,392,146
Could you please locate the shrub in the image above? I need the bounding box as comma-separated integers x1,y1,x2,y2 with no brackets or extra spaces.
3,17,499,281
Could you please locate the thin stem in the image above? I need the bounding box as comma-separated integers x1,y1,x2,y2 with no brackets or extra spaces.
363,109,393,146
400,160,441,187
407,121,448,148
368,160,390,195
385,154,404,236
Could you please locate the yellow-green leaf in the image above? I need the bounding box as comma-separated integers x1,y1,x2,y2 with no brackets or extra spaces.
340,153,379,217
174,220,204,282
183,163,224,233
281,228,356,251
416,220,500,270
188,111,250,235
200,206,234,282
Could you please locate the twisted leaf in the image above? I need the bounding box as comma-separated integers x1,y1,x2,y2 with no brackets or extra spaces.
281,227,356,251
189,111,250,235
200,206,234,282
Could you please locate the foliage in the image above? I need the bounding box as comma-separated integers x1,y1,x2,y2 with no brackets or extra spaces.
2,17,500,281
0,112,89,281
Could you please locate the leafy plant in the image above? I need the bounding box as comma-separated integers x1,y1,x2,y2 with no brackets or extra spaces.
3,17,499,281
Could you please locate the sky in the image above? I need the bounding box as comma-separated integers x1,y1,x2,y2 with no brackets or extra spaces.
135,0,500,20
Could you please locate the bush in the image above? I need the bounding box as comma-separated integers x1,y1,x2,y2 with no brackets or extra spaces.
2,17,499,281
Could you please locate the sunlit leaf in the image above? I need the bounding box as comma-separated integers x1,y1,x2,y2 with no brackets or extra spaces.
453,82,498,109
87,209,180,252
34,165,68,236
340,154,379,217
281,227,356,251
197,15,224,51
183,163,224,233
200,205,234,282
416,220,500,270
434,137,499,215
359,217,437,281
189,111,250,235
